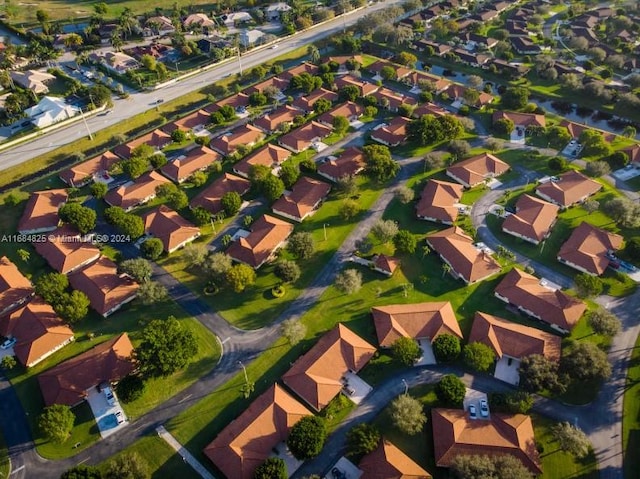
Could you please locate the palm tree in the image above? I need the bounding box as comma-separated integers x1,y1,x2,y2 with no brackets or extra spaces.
17,249,30,262
307,44,320,64
441,263,451,278
422,245,431,258
622,125,636,138
110,29,124,51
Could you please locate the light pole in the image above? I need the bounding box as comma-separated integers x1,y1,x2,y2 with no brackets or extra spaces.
323,223,329,241
401,378,408,395
238,360,248,385
80,107,93,140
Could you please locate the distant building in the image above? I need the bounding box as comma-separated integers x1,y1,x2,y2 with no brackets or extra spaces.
240,29,265,48
24,96,80,129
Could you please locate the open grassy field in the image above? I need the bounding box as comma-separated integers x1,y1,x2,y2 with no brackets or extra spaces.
623,332,640,479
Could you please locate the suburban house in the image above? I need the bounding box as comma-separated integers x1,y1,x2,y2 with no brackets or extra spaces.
34,227,101,274
59,151,120,187
244,76,289,97
446,153,510,188
441,83,494,108
282,324,376,412
468,312,561,385
535,170,602,208
426,227,501,284
223,11,252,28
265,2,292,21
368,60,412,81
206,93,250,114
317,147,366,182
183,13,216,30
90,51,140,74
18,189,68,235
24,96,80,129
557,222,624,276
501,194,560,245
334,75,380,97
326,55,363,72
68,257,139,317
226,214,294,269
9,70,55,94
114,129,171,159
253,105,300,133
491,59,530,78
510,37,542,55
432,409,542,474
232,144,291,178
292,88,338,113
104,170,171,212
494,268,587,333
210,124,264,156
415,39,452,56
161,110,211,135
160,145,221,183
372,254,400,277
279,62,318,82
492,111,546,130
372,88,417,112
203,384,312,479
144,15,176,36
0,297,74,368
559,120,615,142
272,177,331,222
240,29,265,48
143,205,200,253
371,117,410,147
359,439,432,479
190,173,251,214
371,302,463,365
38,333,135,406
318,102,363,127
279,121,332,153
449,49,490,67
412,102,449,118
0,256,33,316
416,179,464,225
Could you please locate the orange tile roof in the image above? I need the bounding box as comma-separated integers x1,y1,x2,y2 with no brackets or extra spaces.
233,144,291,178
104,170,171,211
226,214,294,269
372,87,417,111
205,93,250,113
0,297,74,367
292,88,338,112
253,105,300,133
432,408,542,474
280,62,319,81
243,76,288,95
38,333,135,406
557,222,623,276
359,439,432,479
372,301,463,348
446,153,509,187
114,129,171,159
282,324,376,411
143,205,200,252
426,226,501,284
334,75,380,97
413,102,449,118
416,180,464,224
373,254,400,275
161,109,210,134
317,147,366,182
0,256,33,316
190,173,251,213
622,144,640,164
34,227,101,274
326,55,363,66
272,177,331,222
535,171,602,207
279,121,332,153
468,312,561,362
492,111,546,128
494,268,586,331
68,256,138,317
160,145,221,183
559,120,615,142
59,151,120,187
18,189,68,234
368,60,412,79
203,384,312,479
371,116,410,147
318,101,364,125
210,124,264,155
502,195,559,244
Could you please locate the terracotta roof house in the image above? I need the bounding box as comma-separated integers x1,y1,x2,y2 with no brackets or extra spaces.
535,171,602,208
280,61,319,82
183,13,216,28
318,147,366,182
0,256,33,316
34,228,101,274
413,102,449,118
272,177,331,222
371,117,410,147
334,75,380,97
415,39,452,56
114,129,171,159
372,87,417,112
59,151,120,187
326,55,363,72
318,102,363,126
161,145,221,183
203,384,312,479
450,49,491,67
373,254,400,276
494,268,586,333
9,69,55,94
253,105,299,133
441,84,494,107
492,111,546,129
501,194,559,245
38,333,135,406
446,153,510,188
622,144,640,164
104,170,171,212
243,76,289,96
282,324,376,411
404,70,445,89
18,189,68,235
371,302,463,348
359,439,432,479
292,88,338,113
190,173,251,213
559,120,615,142
557,222,623,276
68,257,138,317
227,214,294,269
416,180,464,225
233,144,291,178
279,121,332,153
510,37,542,55
432,409,542,474
161,109,210,134
0,298,74,368
210,124,264,156
368,60,412,80
426,227,501,284
205,93,250,114
143,205,200,253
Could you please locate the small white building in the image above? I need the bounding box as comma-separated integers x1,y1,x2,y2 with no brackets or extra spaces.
240,29,265,47
24,96,80,129
265,2,292,21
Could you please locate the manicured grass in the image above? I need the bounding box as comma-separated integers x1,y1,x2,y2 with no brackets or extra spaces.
321,395,357,433
460,185,489,206
0,431,10,479
623,332,640,479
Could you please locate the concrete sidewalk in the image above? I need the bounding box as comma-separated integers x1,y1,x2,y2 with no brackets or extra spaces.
156,426,215,479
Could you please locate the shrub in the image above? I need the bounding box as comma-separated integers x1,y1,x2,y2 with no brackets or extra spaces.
432,334,461,362
116,374,146,403
435,374,466,407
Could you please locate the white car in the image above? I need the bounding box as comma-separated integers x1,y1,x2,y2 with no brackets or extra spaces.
115,411,125,424
103,386,116,406
480,399,489,417
469,404,477,418
1,338,16,349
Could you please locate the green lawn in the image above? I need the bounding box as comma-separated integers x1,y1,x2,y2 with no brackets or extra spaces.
623,332,640,479
0,431,10,479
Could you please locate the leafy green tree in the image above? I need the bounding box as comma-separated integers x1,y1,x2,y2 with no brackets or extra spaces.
90,182,108,199
122,156,149,179
518,354,562,393
588,308,621,336
362,144,399,182
287,416,327,460
603,197,640,228
105,452,149,479
561,342,611,381
391,337,421,366
389,394,427,435
335,269,362,294
279,163,300,189
220,191,242,216
171,129,187,143
137,281,169,305
261,175,285,202
190,206,211,226
115,374,146,404
493,118,515,135
249,92,267,106
371,219,398,244
275,260,301,283
625,237,640,263
380,65,396,81
54,290,90,323
339,85,360,102
140,238,164,260
585,160,611,178
340,198,360,220
462,342,495,372
489,391,533,414
547,126,572,149
61,465,103,479
548,156,568,172
346,423,380,457
393,230,417,254
396,186,414,204
451,454,533,479
501,86,529,110
551,422,591,459
287,232,314,259
332,115,350,135
35,272,69,304
254,458,287,479
119,258,152,283
579,130,611,157
432,334,461,362
313,98,333,114
1,356,16,370
435,374,466,407
225,264,257,293
205,252,233,281
59,203,97,234
574,273,603,298
281,319,307,346
39,404,75,444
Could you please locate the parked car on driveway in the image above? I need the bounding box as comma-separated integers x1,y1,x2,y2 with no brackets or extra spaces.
480,399,489,417
469,404,477,418
1,337,16,349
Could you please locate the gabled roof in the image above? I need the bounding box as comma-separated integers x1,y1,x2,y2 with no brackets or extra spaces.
272,177,331,222
368,60,412,79
494,268,586,331
318,101,363,125
535,170,602,207
557,222,623,276
243,76,288,95
334,75,380,97
59,151,120,186
432,409,542,474
282,324,376,411
371,117,410,146
160,145,221,183
37,333,135,406
492,111,546,128
280,62,319,81
373,254,400,275
253,105,299,132
203,384,312,479
372,87,417,111
292,88,338,111
559,120,615,142
0,297,74,367
359,439,432,479
233,144,291,178
446,153,510,187
34,227,101,274
326,55,363,67
161,109,210,134
279,121,332,152
143,205,200,252
104,170,171,210
426,227,501,284
18,189,68,234
318,147,366,181
413,102,449,118
0,256,33,316
416,180,464,224
210,124,264,155
190,173,251,213
183,13,215,27
114,129,171,159
372,302,463,347
468,312,561,362
226,214,294,268
502,194,559,243
205,93,250,113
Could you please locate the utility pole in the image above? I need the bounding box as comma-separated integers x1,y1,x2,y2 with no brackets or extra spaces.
80,107,93,140
237,47,243,76
238,360,248,385
401,378,408,395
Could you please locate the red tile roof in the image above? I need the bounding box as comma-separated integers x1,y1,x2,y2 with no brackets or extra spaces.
18,189,68,234
160,145,221,183
317,147,366,182
161,109,210,134
502,194,559,244
226,214,294,269
413,102,449,118
279,121,332,153
114,129,171,159
0,256,33,316
372,87,417,111
622,144,640,164
143,205,200,252
243,76,288,95
492,111,546,128
371,117,410,147
272,177,331,222
373,254,400,276
318,101,363,125
359,439,432,479
190,173,251,213
559,120,615,142
557,222,623,276
59,152,120,187
253,105,300,133
104,170,171,211
210,124,264,155
280,62,319,82
233,143,291,178
34,227,101,274
292,88,338,112
446,153,510,187
416,180,464,224
535,171,602,207
368,60,412,79
334,75,380,97
205,93,250,114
